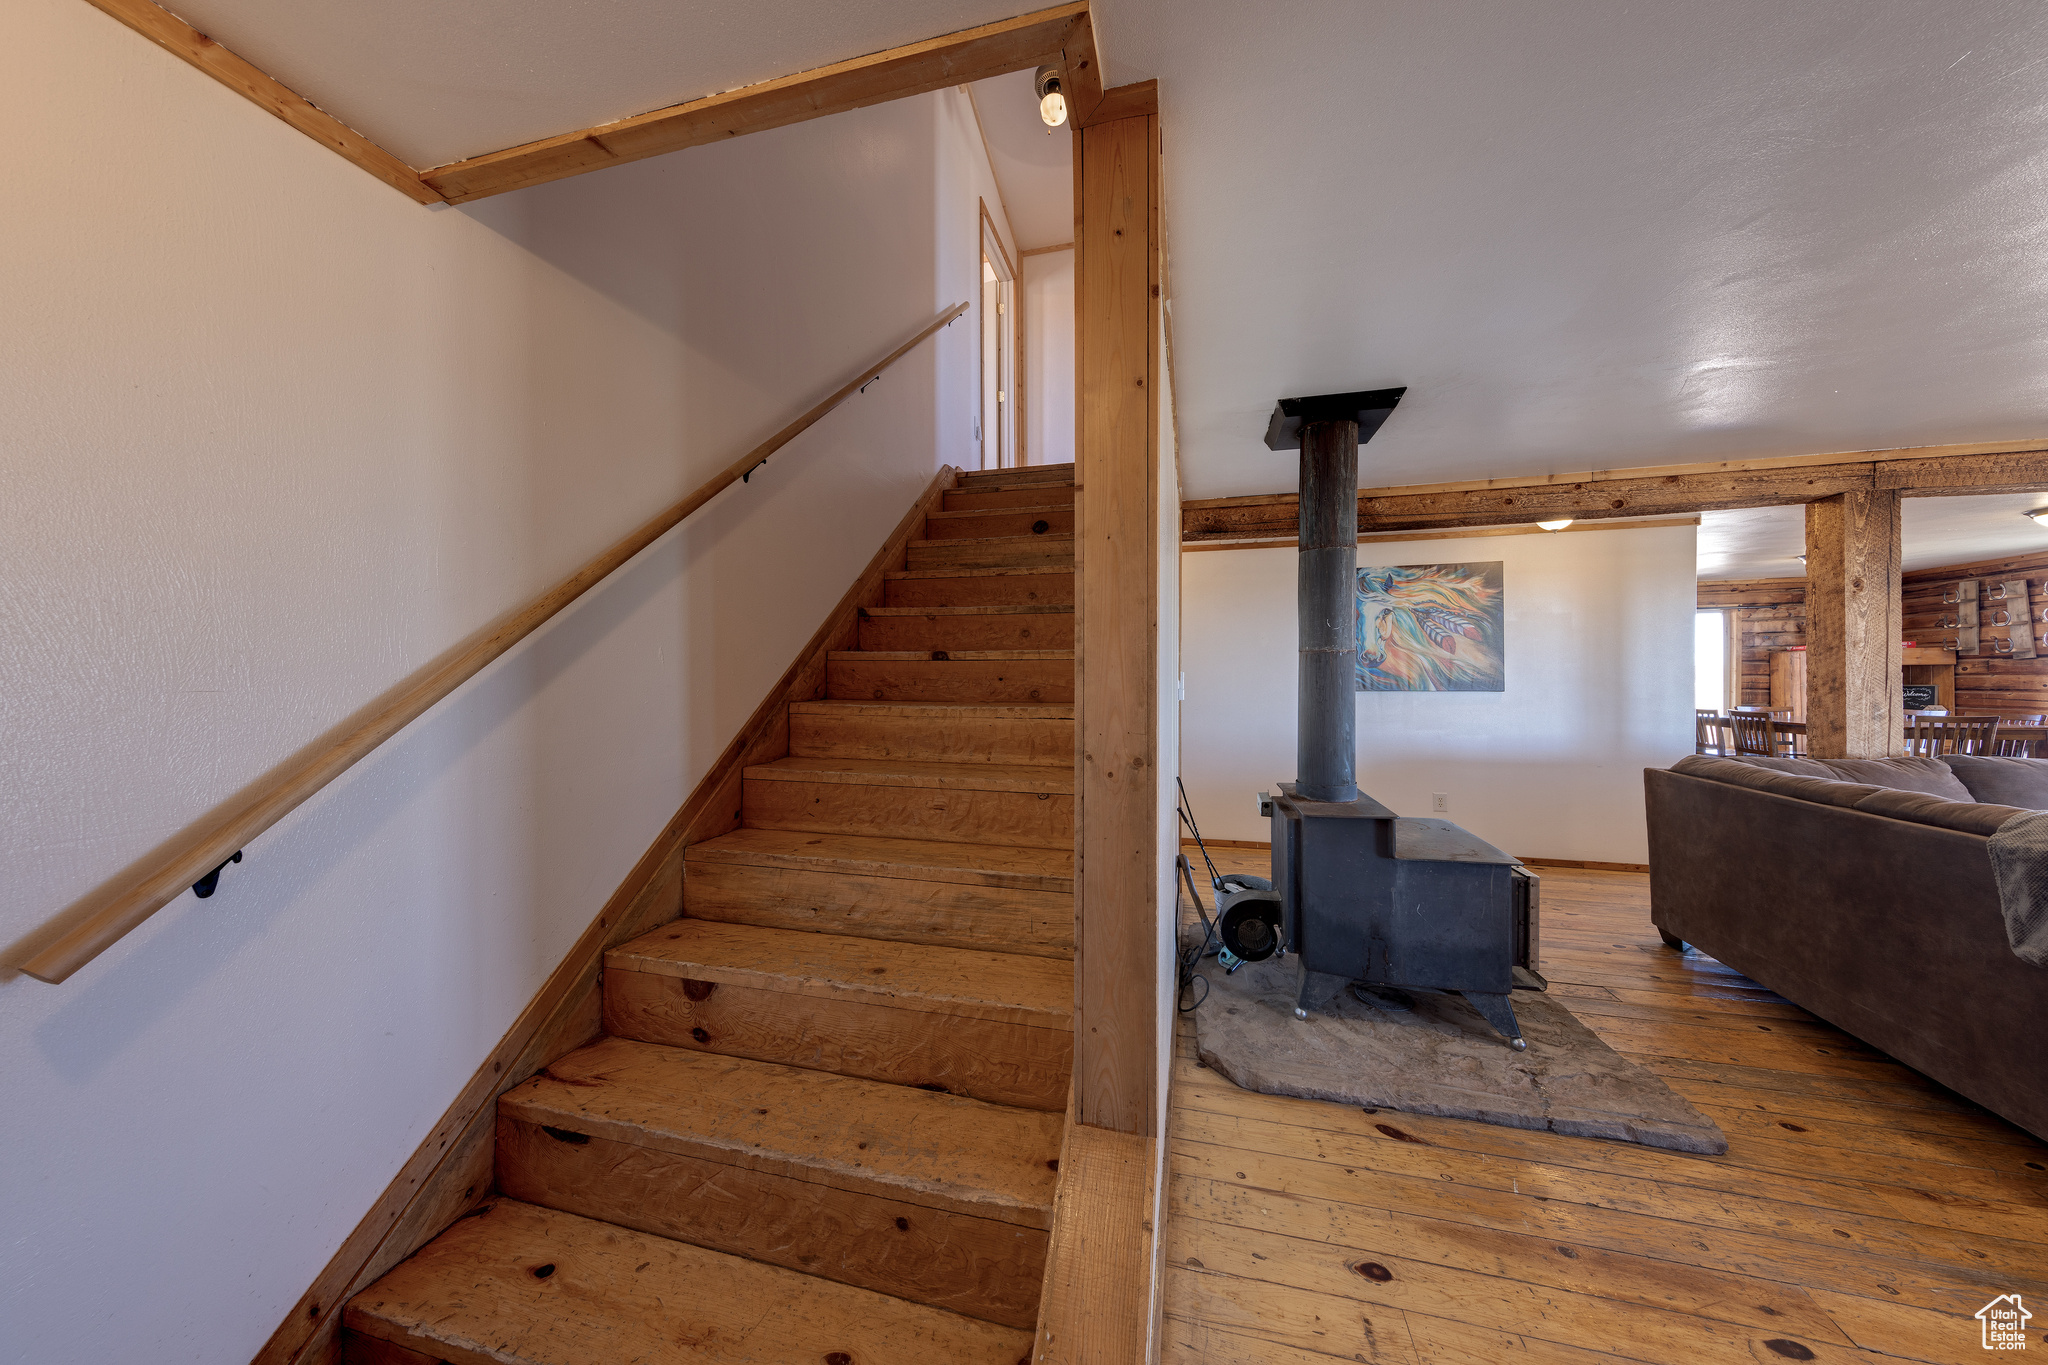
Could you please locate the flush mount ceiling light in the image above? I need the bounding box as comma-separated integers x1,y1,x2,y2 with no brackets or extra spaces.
1535,518,1573,531
1034,65,1067,128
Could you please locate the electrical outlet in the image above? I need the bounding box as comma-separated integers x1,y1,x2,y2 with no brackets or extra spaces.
1432,793,1449,813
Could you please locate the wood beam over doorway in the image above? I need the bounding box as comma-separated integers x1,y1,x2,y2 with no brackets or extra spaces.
1805,490,1903,758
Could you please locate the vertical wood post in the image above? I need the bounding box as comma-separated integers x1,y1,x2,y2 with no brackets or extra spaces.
1073,111,1160,1136
1804,491,1903,757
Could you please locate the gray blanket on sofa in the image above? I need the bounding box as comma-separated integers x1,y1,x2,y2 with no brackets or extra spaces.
1987,810,2048,968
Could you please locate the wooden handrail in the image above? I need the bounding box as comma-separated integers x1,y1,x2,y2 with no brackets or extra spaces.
18,301,969,985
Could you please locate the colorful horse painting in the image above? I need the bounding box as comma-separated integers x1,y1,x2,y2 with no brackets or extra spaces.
1356,562,1505,692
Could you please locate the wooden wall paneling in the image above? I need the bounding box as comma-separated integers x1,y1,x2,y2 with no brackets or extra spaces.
424,3,1087,202
79,0,441,203
1074,110,1159,1137
254,466,959,1365
1804,492,1903,758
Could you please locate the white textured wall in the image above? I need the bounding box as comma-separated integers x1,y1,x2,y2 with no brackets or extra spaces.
0,2,1001,1358
1022,249,1076,466
1179,526,1697,864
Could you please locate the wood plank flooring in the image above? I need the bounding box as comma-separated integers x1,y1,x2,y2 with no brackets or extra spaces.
1164,852,2048,1365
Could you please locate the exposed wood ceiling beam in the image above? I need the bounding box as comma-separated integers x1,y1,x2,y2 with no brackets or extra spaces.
424,2,1090,204
78,1,1108,208
80,0,441,203
1181,440,2048,541
1056,7,1106,126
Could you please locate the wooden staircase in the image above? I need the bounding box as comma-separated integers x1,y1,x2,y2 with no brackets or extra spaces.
343,464,1078,1364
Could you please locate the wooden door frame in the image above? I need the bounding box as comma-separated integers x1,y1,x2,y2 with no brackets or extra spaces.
979,199,1018,469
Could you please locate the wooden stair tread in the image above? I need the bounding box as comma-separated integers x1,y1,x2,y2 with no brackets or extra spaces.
886,565,1073,580
685,827,1073,890
830,649,1072,661
910,535,1075,550
608,920,1073,1029
925,504,1074,520
503,1038,1062,1227
344,1198,1032,1364
790,700,1075,719
862,604,1074,617
744,755,1072,793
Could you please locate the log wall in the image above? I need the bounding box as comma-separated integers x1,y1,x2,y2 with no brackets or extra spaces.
1903,548,2048,721
1701,553,2048,720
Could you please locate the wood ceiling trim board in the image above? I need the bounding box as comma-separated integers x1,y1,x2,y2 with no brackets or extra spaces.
1079,79,1158,126
1020,242,1076,256
1183,443,2048,541
423,2,1091,204
79,0,441,204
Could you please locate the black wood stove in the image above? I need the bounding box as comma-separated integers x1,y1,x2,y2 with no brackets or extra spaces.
1245,389,1542,1048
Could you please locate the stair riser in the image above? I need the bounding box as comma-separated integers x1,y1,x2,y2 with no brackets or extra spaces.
791,710,1073,765
924,508,1076,540
683,863,1075,957
858,612,1074,652
943,486,1077,511
603,968,1072,1110
744,780,1073,848
495,1120,1047,1331
908,539,1074,570
885,572,1075,608
828,657,1073,704
342,1337,440,1365
957,466,1074,488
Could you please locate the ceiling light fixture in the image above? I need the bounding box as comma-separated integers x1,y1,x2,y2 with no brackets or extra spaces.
2026,509,2048,527
1535,518,1573,531
1034,65,1067,128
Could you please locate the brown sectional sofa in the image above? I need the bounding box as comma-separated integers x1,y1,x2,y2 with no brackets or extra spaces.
1645,753,2048,1142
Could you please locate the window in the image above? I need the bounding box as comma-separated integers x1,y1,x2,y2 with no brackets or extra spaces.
1694,610,1728,710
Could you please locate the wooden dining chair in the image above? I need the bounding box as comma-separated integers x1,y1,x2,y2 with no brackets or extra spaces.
1906,715,2001,756
1695,710,1729,756
1728,711,1775,757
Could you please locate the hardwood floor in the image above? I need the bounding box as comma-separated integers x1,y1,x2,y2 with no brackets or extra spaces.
1164,852,2048,1365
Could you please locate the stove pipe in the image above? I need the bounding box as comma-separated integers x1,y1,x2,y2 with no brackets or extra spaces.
1263,388,1406,802
1297,420,1359,803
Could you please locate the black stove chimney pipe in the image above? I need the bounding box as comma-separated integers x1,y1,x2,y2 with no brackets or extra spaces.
1297,419,1359,803
1263,387,1405,803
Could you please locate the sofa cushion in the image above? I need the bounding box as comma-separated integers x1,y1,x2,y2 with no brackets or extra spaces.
1851,787,2026,837
1941,756,2048,810
1733,755,1975,800
1669,755,1882,808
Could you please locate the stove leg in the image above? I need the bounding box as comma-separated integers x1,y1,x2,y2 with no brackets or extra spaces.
1293,963,1347,1019
1465,991,1528,1050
